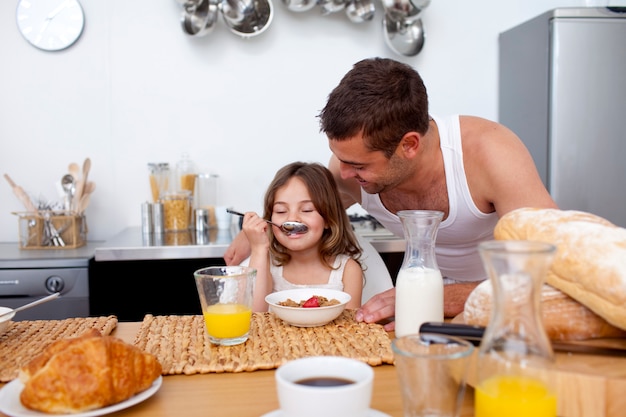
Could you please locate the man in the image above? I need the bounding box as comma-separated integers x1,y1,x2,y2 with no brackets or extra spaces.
225,57,557,330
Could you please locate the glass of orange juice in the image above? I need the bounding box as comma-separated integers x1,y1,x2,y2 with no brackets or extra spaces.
194,266,256,346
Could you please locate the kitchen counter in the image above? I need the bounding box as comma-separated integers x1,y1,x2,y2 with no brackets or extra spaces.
94,227,237,261
0,241,103,269
94,225,405,262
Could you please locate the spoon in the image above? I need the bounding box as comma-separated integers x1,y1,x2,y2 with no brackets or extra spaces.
61,174,75,212
68,162,80,181
227,209,309,235
0,293,61,320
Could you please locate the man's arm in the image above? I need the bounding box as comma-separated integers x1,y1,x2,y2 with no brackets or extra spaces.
444,282,480,318
461,116,558,216
223,231,251,266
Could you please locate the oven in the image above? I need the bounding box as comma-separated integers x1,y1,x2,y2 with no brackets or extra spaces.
0,243,94,321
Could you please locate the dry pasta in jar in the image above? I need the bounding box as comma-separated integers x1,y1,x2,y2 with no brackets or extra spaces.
162,191,191,231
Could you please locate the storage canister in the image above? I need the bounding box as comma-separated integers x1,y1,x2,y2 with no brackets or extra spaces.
162,191,192,231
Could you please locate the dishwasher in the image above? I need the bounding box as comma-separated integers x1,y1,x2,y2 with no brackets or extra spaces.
0,243,95,321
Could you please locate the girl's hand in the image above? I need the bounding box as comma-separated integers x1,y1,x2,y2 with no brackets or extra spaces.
241,212,270,250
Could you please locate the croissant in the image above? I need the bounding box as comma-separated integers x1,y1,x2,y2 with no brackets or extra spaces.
19,330,162,414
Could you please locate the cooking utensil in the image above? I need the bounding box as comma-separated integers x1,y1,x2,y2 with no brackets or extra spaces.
382,15,425,56
3,173,38,213
319,0,346,15
181,0,219,36
83,181,96,196
221,0,274,38
0,292,61,320
68,162,80,180
72,158,91,210
345,0,375,23
420,322,626,357
61,174,75,212
227,209,309,235
78,193,90,214
281,0,316,13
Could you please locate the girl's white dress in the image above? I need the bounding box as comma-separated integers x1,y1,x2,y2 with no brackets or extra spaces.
270,254,349,292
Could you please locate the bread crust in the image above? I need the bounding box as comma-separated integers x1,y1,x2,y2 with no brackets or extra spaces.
19,331,162,414
493,207,626,331
464,280,626,341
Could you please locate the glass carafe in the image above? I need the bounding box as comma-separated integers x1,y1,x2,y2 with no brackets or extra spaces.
394,210,444,337
475,240,557,417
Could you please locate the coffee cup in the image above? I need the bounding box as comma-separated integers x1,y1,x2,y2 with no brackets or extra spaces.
275,356,373,417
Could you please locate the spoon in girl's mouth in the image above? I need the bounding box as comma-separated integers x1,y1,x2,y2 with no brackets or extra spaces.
227,209,309,235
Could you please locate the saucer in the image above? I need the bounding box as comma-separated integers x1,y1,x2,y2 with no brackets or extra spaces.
261,409,390,417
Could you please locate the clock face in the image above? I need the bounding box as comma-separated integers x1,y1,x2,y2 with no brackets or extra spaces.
16,0,85,52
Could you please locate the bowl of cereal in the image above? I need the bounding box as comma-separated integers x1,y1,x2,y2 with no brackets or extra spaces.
265,288,351,327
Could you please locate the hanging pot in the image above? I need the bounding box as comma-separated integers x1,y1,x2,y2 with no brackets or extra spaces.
181,0,220,36
345,0,376,23
382,14,425,56
221,0,274,37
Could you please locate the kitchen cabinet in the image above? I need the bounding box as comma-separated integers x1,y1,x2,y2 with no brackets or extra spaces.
89,256,224,321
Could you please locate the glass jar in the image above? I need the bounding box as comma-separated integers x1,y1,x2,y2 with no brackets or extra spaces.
195,173,219,209
394,210,444,338
162,191,192,231
148,162,170,203
475,240,557,417
176,152,197,197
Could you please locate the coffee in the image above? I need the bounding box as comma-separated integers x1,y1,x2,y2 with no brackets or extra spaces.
295,377,354,387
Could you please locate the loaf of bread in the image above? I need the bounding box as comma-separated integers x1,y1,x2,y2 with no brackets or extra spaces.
464,280,626,341
19,329,162,414
493,207,626,331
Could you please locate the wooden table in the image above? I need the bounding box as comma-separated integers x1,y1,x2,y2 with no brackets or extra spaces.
114,323,475,417
0,322,475,417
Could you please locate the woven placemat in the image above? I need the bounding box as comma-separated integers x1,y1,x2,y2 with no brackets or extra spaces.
0,316,118,382
133,309,394,375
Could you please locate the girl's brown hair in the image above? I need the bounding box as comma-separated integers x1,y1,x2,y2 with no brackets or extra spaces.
263,162,362,269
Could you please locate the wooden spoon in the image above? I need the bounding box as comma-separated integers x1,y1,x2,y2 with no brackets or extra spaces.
68,163,80,181
72,158,91,210
78,193,90,214
83,181,96,195
3,173,38,213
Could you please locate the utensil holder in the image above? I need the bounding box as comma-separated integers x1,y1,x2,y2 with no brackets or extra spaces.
14,211,88,249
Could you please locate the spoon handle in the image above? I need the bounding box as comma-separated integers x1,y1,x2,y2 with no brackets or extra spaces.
226,209,245,217
227,209,280,227
0,293,61,320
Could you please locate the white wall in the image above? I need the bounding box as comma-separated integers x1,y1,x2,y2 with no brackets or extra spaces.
0,0,617,242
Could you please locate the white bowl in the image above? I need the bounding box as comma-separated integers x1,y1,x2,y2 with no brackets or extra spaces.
0,306,15,336
265,288,351,327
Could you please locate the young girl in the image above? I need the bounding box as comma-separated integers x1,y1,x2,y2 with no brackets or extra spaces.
240,162,364,312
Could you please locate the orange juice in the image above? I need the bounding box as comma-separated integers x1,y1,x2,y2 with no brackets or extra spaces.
203,303,252,339
475,375,557,417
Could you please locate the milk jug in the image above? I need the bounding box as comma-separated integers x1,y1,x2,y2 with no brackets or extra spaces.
394,210,444,337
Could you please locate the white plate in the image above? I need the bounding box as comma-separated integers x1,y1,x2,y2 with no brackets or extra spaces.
261,409,390,417
0,376,162,417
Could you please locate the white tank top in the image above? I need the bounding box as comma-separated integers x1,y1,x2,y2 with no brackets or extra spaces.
360,114,498,282
271,254,349,291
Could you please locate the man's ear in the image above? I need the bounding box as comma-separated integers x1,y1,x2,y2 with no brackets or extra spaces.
398,132,420,157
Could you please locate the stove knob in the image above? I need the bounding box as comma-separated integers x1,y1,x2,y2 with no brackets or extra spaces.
45,276,65,293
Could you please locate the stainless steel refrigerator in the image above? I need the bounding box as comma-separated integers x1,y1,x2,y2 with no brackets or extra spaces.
499,7,626,227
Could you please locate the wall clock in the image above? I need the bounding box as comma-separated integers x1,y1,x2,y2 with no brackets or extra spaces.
16,0,85,52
